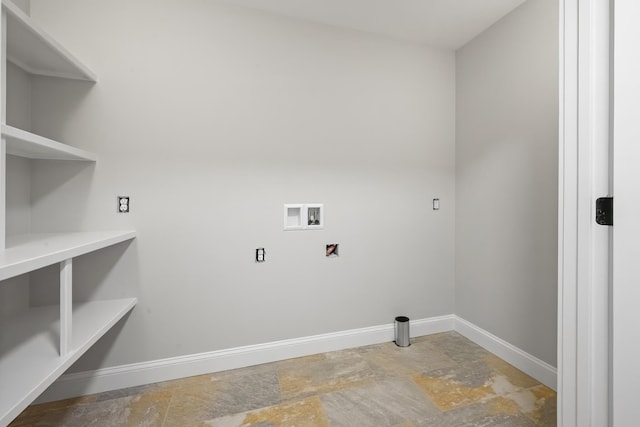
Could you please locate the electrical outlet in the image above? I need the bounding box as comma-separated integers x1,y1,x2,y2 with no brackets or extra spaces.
118,196,130,213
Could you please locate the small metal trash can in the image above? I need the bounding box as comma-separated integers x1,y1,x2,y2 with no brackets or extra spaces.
395,316,410,347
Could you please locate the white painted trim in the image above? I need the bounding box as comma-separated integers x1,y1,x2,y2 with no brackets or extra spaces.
59,259,72,357
1,9,7,251
454,316,557,391
558,0,612,425
580,2,612,427
38,315,455,403
558,0,579,425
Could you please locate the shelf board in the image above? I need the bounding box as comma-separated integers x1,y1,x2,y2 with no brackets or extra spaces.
0,231,136,281
1,125,97,161
0,298,137,425
3,0,96,81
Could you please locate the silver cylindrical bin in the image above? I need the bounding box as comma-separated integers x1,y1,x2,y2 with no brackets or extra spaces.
395,316,410,347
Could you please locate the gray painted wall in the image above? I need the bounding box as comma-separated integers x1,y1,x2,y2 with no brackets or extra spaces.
25,0,456,371
6,62,32,237
6,0,559,376
11,0,30,15
455,0,558,366
2,63,32,318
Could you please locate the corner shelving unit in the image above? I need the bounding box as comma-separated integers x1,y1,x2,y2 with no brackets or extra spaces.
0,1,136,425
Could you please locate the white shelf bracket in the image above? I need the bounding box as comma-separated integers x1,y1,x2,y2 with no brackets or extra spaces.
60,259,73,356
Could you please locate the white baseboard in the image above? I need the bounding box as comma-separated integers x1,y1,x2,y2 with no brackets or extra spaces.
38,314,556,403
38,315,455,403
454,316,557,390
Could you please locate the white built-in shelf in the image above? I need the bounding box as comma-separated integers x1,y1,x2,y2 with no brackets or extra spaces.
0,231,136,281
1,125,97,161
0,298,137,425
2,0,96,81
0,3,131,426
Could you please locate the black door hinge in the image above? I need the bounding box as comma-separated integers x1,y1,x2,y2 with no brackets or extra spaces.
595,197,613,226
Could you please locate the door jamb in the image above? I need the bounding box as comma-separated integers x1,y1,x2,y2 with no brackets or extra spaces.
558,0,611,425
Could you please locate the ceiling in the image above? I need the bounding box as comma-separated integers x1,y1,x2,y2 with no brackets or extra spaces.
226,0,526,50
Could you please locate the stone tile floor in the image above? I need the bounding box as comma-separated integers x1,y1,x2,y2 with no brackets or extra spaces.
10,332,556,426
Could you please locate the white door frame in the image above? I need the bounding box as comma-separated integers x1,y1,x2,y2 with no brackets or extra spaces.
558,0,611,425
611,1,640,424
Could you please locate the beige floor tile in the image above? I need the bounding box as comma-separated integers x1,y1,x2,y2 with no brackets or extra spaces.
202,397,330,427
278,351,375,400
162,370,280,425
412,373,495,412
485,354,541,389
357,340,458,379
124,390,172,427
321,379,441,426
241,397,330,427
